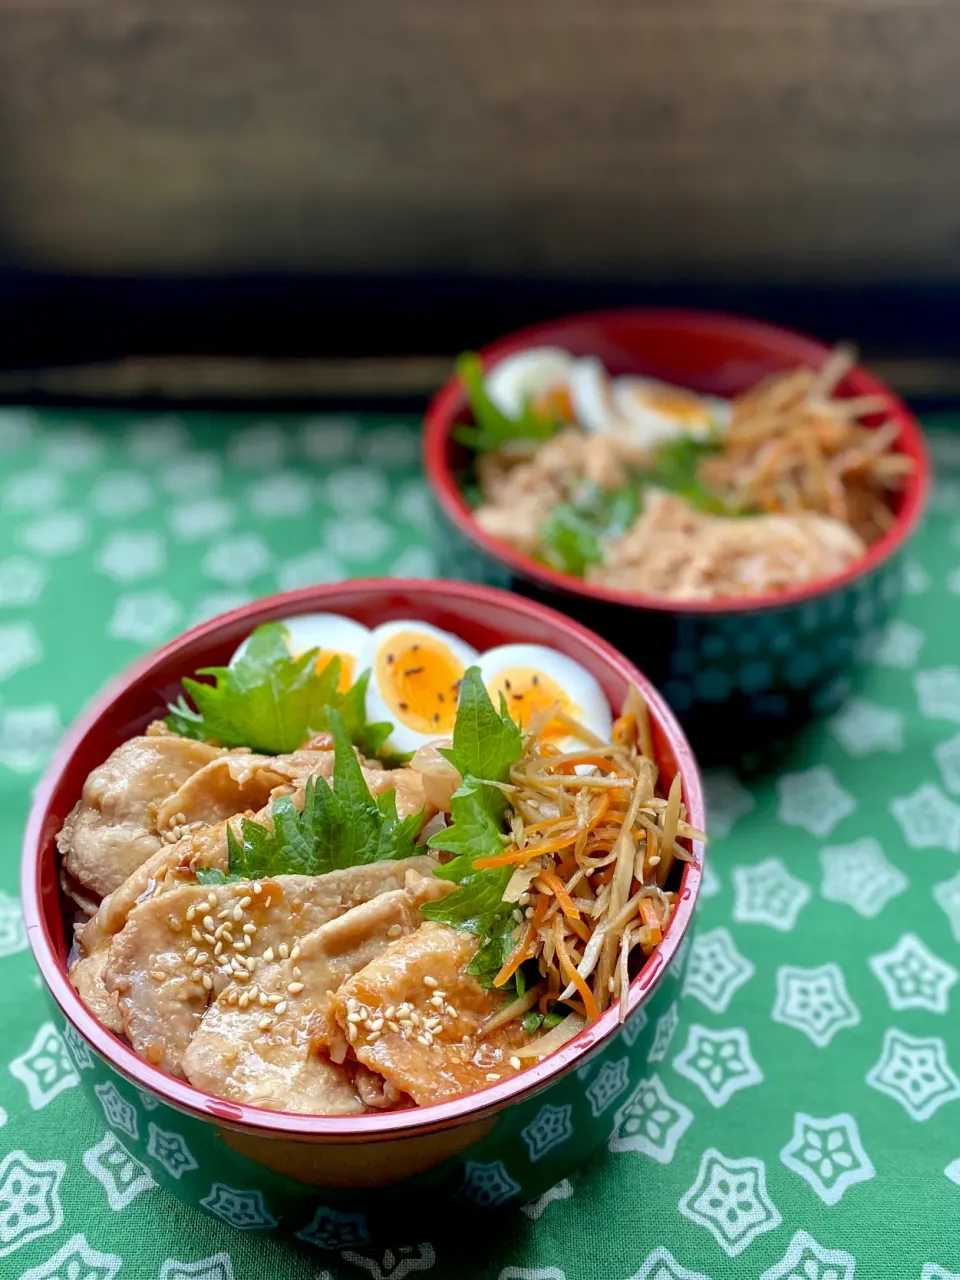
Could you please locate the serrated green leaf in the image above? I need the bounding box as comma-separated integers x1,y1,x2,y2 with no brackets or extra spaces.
454,352,560,453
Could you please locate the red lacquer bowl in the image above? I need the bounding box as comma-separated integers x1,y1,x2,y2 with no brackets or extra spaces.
21,579,704,1242
424,309,930,759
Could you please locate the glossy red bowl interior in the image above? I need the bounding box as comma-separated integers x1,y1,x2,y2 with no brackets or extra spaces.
424,308,930,615
22,578,704,1140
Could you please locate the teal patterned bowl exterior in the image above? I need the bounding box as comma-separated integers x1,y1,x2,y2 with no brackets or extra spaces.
22,579,704,1242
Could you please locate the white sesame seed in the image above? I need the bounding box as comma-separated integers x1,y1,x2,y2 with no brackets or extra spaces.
370,1017,384,1031
185,947,198,963
233,904,244,922
347,996,358,1011
203,933,216,946
239,993,250,1009
259,992,269,1007
430,994,444,1009
445,1004,457,1018
524,907,535,919
434,990,446,999
278,943,289,959
232,937,247,952
263,947,275,962
518,893,531,907
386,924,403,938
218,908,232,921
387,1021,400,1033
290,944,301,961
186,905,197,922
214,941,223,956
207,893,218,909
263,895,272,908
399,1018,413,1031
348,1023,358,1043
242,922,256,936
384,1005,396,1019
292,967,302,980
486,1073,500,1082
239,895,252,909
416,1034,430,1046
425,1017,441,1032
202,914,215,931
190,968,201,982
274,1001,287,1015
422,1030,434,1045
169,919,182,933
258,1015,273,1031
244,956,256,971
367,1030,381,1043
150,969,165,982
252,881,262,895
191,926,203,943
509,1056,521,1069
512,909,524,924
347,1011,363,1024
202,974,214,991
195,951,209,965
287,981,305,995
423,975,438,989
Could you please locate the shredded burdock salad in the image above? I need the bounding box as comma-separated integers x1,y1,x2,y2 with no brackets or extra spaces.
60,619,703,1115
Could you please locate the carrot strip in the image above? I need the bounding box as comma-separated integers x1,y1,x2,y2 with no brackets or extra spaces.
539,871,581,921
554,918,599,1023
493,897,549,988
639,898,663,944
475,828,578,868
552,754,629,776
612,713,637,747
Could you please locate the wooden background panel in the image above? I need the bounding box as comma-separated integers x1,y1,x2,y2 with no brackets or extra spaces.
0,0,959,281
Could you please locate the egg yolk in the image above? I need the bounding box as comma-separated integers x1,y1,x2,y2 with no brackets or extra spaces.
485,667,576,743
292,648,356,693
640,386,709,426
375,632,464,734
531,383,575,423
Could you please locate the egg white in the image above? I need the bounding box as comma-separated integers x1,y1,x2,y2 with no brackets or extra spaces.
611,376,731,449
232,613,371,680
362,621,480,754
476,643,612,752
569,357,625,435
485,347,575,419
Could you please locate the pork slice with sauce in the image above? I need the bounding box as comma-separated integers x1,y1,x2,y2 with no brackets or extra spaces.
181,869,453,1111
100,858,441,1075
332,921,528,1106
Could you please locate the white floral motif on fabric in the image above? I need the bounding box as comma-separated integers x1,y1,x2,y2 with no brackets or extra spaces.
733,859,812,932
94,1081,139,1139
108,590,181,645
147,1122,199,1180
341,1245,436,1278
698,862,721,899
0,556,46,607
497,1270,565,1280
365,423,421,467
866,1029,960,1121
0,1149,65,1259
202,534,271,585
277,549,348,592
168,498,237,543
922,1266,960,1280
2,470,65,512
159,454,224,495
608,1074,693,1164
648,1002,681,1063
322,466,390,514
82,1132,156,1211
776,766,856,836
873,618,925,668
916,668,960,724
672,1025,763,1107
772,964,860,1047
819,838,908,918
227,424,287,469
677,1149,781,1258
0,621,42,684
393,478,434,531
944,1157,960,1185
324,514,393,562
126,416,189,463
0,889,28,958
621,1006,649,1048
17,1232,123,1280
522,1103,574,1162
159,1253,235,1280
869,933,958,1013
683,928,756,1011
389,547,439,579
300,416,357,463
8,1023,79,1109
60,1020,93,1071
96,530,166,583
459,1162,521,1208
0,704,62,774
296,1206,370,1250
828,697,904,756
90,471,154,518
631,1246,713,1280
759,1230,856,1280
935,732,960,795
780,1112,875,1204
17,512,87,557
701,769,754,838
934,871,960,941
188,592,251,628
889,783,960,853
903,558,931,594
247,471,314,520
585,1057,631,1117
199,1183,275,1229
521,1179,574,1220
0,409,35,453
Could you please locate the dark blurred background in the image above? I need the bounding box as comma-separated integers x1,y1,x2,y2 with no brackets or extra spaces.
2,1,959,398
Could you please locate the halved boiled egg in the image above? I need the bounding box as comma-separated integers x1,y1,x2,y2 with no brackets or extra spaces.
233,613,370,693
476,644,612,751
363,622,479,753
485,346,576,422
570,356,730,449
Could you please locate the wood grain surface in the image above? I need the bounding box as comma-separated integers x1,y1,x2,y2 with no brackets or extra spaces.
0,1,958,282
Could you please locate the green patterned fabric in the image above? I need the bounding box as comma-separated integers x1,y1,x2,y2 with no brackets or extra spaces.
1,406,959,1280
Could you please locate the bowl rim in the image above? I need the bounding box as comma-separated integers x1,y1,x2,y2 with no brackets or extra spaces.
22,577,704,1141
423,306,931,615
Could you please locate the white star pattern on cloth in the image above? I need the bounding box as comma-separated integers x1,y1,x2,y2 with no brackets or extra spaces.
698,861,721,898
324,514,393,561
227,424,287,469
521,1179,574,1221
322,466,390,514
935,733,960,794
0,620,42,684
60,1020,93,1072
497,1270,565,1280
873,618,925,668
389,546,440,578
393,477,434,531
8,1023,79,1109
916,668,960,723
621,1007,649,1048
202,533,271,584
677,1149,781,1258
188,592,251,628
17,1231,123,1280
294,1205,370,1250
458,1161,522,1208
168,497,237,542
2,470,65,513
366,423,421,466
779,1112,875,1205
631,1247,712,1280
0,409,36,453
904,558,931,593
683,927,756,1012
922,1267,960,1280
889,783,960,853
90,471,154,518
777,766,856,836
159,1252,235,1280
126,417,189,463
701,769,755,838
0,1149,66,1258
759,1230,856,1280
247,471,314,519
584,1058,631,1117
934,871,960,941
819,837,908,918
146,1122,199,1180
522,1103,574,1161
772,964,860,1047
0,889,27,958
159,454,223,495
672,1025,763,1107
866,1028,960,1121
17,512,88,557
199,1183,276,1229
96,530,166,583
869,932,958,1013
299,416,357,462
0,704,62,774
276,549,348,592
340,1245,436,1278
82,1132,156,1211
108,590,182,645
828,697,904,756
733,859,812,931
93,1081,139,1140
608,1074,693,1164
647,1002,681,1063
945,1157,960,1186
0,556,46,607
